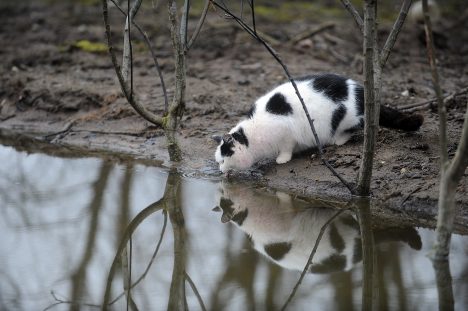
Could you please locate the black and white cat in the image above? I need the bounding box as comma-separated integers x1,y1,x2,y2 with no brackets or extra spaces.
213,73,423,172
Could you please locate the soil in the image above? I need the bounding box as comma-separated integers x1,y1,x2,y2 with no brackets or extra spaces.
1,1,467,229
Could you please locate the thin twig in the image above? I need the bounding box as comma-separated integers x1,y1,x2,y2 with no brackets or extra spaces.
281,209,346,311
380,0,412,68
186,0,210,51
249,0,256,34
180,0,190,48
210,0,356,194
42,291,101,311
109,0,169,112
185,272,207,311
339,0,363,33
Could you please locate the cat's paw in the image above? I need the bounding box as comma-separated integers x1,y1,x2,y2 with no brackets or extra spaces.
276,152,292,164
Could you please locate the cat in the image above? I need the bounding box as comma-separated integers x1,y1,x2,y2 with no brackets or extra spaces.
212,182,422,273
213,73,423,173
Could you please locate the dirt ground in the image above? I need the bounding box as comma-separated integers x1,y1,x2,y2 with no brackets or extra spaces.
1,1,467,228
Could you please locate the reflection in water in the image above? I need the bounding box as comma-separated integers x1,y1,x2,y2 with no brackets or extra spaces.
0,145,468,310
213,182,421,274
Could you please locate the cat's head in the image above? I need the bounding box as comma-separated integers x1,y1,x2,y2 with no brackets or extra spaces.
213,127,254,172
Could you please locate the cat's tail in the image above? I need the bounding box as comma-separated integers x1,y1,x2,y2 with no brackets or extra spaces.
379,105,424,132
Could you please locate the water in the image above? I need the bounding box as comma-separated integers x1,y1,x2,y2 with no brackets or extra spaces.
0,145,467,311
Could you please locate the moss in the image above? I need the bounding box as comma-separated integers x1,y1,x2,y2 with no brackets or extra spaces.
73,40,108,53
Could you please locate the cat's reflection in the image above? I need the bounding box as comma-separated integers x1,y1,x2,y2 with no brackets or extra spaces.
213,182,421,274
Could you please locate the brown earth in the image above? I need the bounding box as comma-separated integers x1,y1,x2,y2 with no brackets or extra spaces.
0,1,467,229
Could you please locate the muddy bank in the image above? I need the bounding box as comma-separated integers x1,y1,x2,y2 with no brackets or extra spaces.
1,1,467,227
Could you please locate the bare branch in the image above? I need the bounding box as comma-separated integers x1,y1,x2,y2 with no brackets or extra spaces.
186,0,210,51
380,0,412,68
281,209,346,310
180,0,190,48
339,0,364,33
185,272,207,311
210,0,356,194
109,0,169,115
122,0,142,85
101,0,163,126
249,0,256,34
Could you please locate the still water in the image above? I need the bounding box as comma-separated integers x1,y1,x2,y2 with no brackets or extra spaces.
0,145,467,311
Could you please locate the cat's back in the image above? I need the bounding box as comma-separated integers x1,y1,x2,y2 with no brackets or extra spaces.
252,74,360,120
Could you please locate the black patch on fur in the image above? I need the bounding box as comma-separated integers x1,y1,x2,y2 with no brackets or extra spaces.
329,223,345,253
266,93,293,115
355,85,364,116
331,104,347,134
232,127,249,147
220,141,234,157
310,253,347,273
219,197,234,223
374,227,422,250
264,242,292,261
232,209,248,226
352,237,363,264
247,105,256,118
312,74,348,102
340,214,360,230
344,118,364,134
380,106,424,131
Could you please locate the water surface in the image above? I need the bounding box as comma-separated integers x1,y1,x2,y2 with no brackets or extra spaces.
0,145,467,311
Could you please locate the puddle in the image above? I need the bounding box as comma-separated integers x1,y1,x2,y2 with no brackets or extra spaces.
0,145,467,311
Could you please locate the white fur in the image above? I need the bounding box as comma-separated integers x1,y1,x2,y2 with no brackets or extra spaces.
214,77,363,172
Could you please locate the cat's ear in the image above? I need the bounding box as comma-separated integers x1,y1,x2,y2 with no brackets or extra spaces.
211,135,223,144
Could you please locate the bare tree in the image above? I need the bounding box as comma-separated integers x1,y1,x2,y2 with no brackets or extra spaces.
421,1,468,309
101,0,209,161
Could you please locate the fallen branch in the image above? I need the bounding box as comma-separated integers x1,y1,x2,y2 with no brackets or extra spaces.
400,86,468,111
289,22,335,44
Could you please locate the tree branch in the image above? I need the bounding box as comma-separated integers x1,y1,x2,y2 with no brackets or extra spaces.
185,272,207,311
339,0,363,33
380,0,412,68
186,0,210,51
